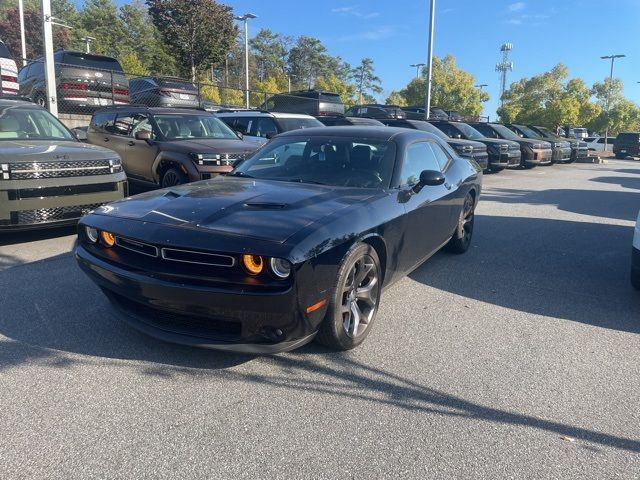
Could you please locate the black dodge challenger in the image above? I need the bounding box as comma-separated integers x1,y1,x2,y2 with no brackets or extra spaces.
76,127,482,353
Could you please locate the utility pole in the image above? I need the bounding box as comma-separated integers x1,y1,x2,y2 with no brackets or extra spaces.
234,13,257,109
410,63,425,79
600,54,625,153
424,0,435,120
495,43,514,109
41,0,57,116
18,0,27,66
81,36,95,54
359,67,365,104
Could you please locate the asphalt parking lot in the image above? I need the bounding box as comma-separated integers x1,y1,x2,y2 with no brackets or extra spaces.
1,160,639,479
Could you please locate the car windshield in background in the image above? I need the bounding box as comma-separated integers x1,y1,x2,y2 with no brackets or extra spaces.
456,123,485,140
235,137,396,189
61,52,123,72
490,124,522,140
410,122,449,140
515,125,542,139
534,126,554,137
157,79,197,91
0,107,74,141
153,114,238,140
277,117,324,131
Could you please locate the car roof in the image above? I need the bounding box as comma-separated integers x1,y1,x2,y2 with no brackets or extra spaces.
94,106,207,115
0,98,42,108
277,125,440,142
215,110,316,120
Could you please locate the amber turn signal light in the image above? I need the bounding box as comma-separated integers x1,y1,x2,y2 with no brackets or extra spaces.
242,254,264,275
100,230,116,247
306,299,327,314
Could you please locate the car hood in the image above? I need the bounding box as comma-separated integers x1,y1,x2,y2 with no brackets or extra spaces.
446,138,486,150
476,137,520,148
95,176,377,243
0,139,119,163
514,138,552,148
157,138,256,155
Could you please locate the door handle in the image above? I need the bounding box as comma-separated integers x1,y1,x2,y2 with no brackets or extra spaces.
444,182,453,190
103,137,109,142
128,141,135,146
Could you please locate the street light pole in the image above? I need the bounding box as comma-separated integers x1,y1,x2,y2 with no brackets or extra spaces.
600,54,625,153
81,36,95,54
410,63,425,79
234,13,257,109
424,0,435,120
475,84,488,91
18,0,27,66
41,0,57,116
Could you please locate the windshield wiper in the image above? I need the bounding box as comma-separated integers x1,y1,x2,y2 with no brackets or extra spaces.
228,171,253,178
286,178,326,185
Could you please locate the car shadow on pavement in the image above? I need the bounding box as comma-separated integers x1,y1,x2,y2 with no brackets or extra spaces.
591,175,640,191
480,187,639,222
0,225,77,247
409,214,640,334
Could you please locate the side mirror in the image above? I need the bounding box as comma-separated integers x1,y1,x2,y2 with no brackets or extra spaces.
234,130,244,140
135,130,152,141
265,132,276,140
419,169,446,186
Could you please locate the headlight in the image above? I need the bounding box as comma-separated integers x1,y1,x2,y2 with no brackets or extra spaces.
242,254,264,275
85,226,98,243
100,230,116,247
531,143,543,149
269,257,291,279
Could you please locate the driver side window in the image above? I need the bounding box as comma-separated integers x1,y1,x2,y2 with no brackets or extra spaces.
131,114,155,139
400,142,441,187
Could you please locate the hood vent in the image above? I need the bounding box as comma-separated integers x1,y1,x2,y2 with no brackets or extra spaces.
244,202,287,209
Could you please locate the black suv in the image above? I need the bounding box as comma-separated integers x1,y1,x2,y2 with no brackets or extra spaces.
261,90,344,116
401,106,450,121
528,125,587,163
381,119,488,170
468,122,552,168
429,120,520,171
129,76,200,108
86,106,257,187
344,104,407,119
613,132,640,159
505,124,571,163
18,50,129,113
317,116,384,126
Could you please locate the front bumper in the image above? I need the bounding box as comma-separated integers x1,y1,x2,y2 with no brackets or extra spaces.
75,244,321,353
0,178,127,230
488,149,520,168
552,147,572,163
466,152,488,169
571,147,588,162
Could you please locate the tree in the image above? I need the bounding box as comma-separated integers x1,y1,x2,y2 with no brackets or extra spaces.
72,0,129,58
385,91,407,106
120,52,148,76
287,36,332,89
352,58,382,104
249,29,291,80
146,0,237,80
497,64,601,128
315,73,357,105
393,55,487,115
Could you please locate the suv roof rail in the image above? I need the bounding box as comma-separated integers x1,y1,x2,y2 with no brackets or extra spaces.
216,108,272,114
0,94,34,103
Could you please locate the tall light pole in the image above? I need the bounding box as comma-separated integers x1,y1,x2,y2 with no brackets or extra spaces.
287,73,297,93
18,0,27,66
410,63,425,79
41,0,57,116
234,13,257,109
424,0,435,120
475,84,488,90
600,54,625,152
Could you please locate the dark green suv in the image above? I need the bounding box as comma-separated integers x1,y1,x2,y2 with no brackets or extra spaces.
0,98,126,230
613,132,640,159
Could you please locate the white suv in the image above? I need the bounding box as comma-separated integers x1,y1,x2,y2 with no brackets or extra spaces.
216,110,324,146
0,41,19,96
632,211,640,289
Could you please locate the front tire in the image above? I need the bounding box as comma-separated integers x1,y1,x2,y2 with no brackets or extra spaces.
316,243,381,350
160,167,188,188
446,193,475,254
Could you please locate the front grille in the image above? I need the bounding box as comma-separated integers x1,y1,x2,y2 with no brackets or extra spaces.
7,182,118,200
499,144,509,153
108,292,242,340
472,146,486,153
194,152,247,167
5,159,120,180
12,203,102,225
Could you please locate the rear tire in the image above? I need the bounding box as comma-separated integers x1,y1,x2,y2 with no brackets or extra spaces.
316,243,381,351
446,193,475,254
160,167,188,188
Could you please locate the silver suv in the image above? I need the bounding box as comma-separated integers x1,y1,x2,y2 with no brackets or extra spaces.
216,110,324,147
0,99,126,229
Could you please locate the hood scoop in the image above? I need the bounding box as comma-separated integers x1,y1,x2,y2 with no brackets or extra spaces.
244,202,287,209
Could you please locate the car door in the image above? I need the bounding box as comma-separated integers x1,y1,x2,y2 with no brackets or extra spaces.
398,141,457,272
126,113,160,181
106,112,139,177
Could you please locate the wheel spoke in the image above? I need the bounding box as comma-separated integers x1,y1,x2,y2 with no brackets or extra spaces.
355,277,378,308
349,301,361,335
355,260,374,287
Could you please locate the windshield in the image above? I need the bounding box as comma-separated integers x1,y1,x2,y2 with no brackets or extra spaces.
153,114,238,140
533,126,561,139
0,106,74,141
490,124,521,140
455,123,485,140
234,136,396,189
277,117,324,131
512,125,542,139
409,121,449,140
61,52,123,72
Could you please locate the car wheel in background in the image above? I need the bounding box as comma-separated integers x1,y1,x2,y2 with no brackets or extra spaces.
34,92,47,108
316,243,381,350
446,193,475,254
161,167,188,188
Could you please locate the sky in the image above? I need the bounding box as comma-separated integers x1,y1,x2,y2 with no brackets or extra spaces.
103,0,640,118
